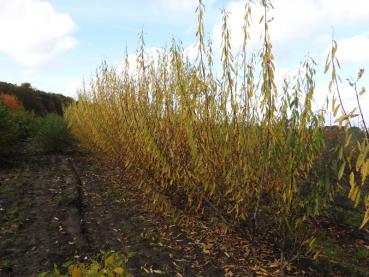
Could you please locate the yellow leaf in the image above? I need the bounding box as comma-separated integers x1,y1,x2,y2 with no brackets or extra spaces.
152,269,164,274
359,208,369,229
356,153,365,172
269,261,279,268
354,188,361,208
105,255,115,266
324,61,331,74
349,172,355,187
338,162,345,180
335,114,350,124
333,103,340,117
361,160,369,184
344,133,352,147
90,261,100,272
71,268,81,277
113,267,124,274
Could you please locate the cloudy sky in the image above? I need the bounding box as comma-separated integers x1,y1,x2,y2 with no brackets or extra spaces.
0,0,368,120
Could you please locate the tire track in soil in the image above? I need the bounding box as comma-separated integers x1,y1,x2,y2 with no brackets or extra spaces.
72,156,196,277
2,153,255,276
0,155,90,276
2,154,190,276
72,155,257,276
3,153,326,276
1,153,192,276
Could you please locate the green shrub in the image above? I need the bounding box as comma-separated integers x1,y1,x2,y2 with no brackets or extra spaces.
36,114,75,153
11,110,39,140
0,102,19,159
0,103,40,162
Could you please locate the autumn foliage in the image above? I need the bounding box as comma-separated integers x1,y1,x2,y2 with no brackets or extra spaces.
0,81,74,116
65,0,369,270
0,93,24,111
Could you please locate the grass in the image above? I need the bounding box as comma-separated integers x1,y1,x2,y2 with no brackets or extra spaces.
333,206,364,227
314,231,369,276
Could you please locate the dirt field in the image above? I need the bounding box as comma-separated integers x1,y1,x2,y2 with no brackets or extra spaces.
1,152,368,277
0,153,182,276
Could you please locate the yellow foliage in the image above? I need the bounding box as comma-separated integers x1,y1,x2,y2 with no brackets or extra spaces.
66,0,369,233
65,0,327,231
114,267,125,274
104,255,115,266
69,267,81,277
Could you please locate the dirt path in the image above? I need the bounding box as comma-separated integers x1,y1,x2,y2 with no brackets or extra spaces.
71,155,281,277
73,157,186,276
0,155,88,276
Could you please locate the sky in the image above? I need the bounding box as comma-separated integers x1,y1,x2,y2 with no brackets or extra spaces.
0,0,368,121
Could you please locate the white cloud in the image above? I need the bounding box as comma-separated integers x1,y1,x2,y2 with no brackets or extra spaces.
157,0,215,13
336,34,369,64
270,0,369,44
303,71,369,124
0,0,77,66
63,80,82,98
212,0,369,58
157,0,197,13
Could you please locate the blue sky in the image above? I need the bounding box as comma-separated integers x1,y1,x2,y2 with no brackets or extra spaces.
0,0,368,120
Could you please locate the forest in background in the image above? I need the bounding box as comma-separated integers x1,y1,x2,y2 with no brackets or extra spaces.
0,81,74,116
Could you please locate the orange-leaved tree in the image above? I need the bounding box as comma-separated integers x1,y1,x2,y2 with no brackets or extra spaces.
0,93,24,111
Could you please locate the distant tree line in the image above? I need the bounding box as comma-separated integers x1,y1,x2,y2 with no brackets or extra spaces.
0,81,74,116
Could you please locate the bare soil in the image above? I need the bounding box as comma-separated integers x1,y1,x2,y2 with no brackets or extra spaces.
0,154,88,276
1,152,369,277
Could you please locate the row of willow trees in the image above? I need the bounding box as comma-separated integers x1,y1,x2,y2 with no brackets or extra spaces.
65,0,369,266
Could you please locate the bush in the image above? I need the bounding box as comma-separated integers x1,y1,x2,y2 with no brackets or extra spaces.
0,103,40,162
0,102,19,159
36,114,75,153
12,110,39,140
